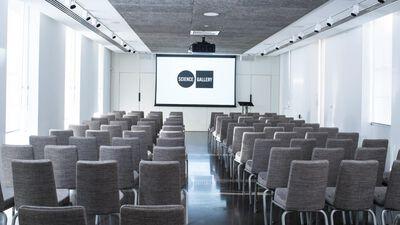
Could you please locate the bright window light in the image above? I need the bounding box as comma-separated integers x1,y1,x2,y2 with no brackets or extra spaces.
97,44,104,114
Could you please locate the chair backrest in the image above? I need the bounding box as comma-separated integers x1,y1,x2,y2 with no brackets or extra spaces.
1,144,34,187
76,161,119,215
163,120,183,126
251,139,283,174
85,130,111,148
215,115,230,137
142,117,160,133
384,160,400,210
68,125,89,137
29,135,57,159
354,147,387,186
311,148,345,186
162,125,184,132
122,131,148,161
263,127,284,139
336,132,359,152
12,160,58,209
305,132,328,148
292,120,305,127
238,116,254,124
99,146,134,189
252,123,269,133
285,160,329,211
139,161,181,205
153,146,186,186
82,121,101,130
100,125,122,138
120,205,184,225
91,117,109,125
333,160,378,210
18,206,87,225
362,139,388,149
265,147,303,189
131,125,153,149
293,127,314,138
302,123,320,131
116,118,133,128
220,118,236,141
137,120,157,139
276,123,296,132
231,127,254,154
274,132,299,147
326,139,354,160
49,130,74,145
239,132,267,163
129,111,144,119
159,131,185,139
290,138,317,160
318,127,339,138
229,112,242,121
44,145,78,189
156,137,185,147
69,137,98,161
109,120,129,131
225,123,245,147
112,137,140,171
123,115,139,126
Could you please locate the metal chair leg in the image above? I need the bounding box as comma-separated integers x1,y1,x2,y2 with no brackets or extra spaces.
281,211,290,225
330,209,339,225
381,209,387,225
253,184,258,213
0,212,7,225
248,174,255,205
367,209,377,225
237,163,243,190
318,210,329,225
263,190,269,225
11,212,18,225
342,211,347,225
242,169,246,193
300,212,305,225
269,191,274,225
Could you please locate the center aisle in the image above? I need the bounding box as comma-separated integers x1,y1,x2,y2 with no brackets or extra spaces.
186,132,263,225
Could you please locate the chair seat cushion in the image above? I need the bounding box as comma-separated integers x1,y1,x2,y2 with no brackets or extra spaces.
274,188,288,209
2,187,14,210
57,189,70,206
325,187,336,205
245,160,253,172
257,172,268,187
374,186,386,206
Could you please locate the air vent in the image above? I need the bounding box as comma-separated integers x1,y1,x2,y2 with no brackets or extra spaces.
190,30,220,36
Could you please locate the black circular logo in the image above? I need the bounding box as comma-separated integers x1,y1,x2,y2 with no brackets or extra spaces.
177,70,194,88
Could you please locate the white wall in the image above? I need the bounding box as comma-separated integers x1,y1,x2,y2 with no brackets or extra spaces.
37,14,66,135
0,0,7,144
111,53,280,131
102,48,111,113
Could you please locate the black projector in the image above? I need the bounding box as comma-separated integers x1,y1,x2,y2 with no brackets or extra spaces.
191,37,215,53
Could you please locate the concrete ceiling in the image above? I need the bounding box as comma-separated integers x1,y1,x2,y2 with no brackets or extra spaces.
109,0,329,54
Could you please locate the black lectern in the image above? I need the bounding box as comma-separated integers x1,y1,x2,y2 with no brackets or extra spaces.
238,101,254,114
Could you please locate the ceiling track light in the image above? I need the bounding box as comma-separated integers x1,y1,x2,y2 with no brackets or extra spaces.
289,36,296,44
96,23,101,28
69,0,76,9
351,4,360,17
275,45,279,50
123,44,127,47
314,23,322,33
112,34,117,39
326,17,334,27
298,32,304,40
85,12,91,21
378,0,385,3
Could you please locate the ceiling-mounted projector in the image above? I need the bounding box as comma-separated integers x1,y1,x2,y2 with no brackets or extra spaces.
190,37,216,53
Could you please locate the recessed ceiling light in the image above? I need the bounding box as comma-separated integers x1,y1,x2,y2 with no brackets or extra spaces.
203,12,219,17
190,30,220,36
204,24,209,28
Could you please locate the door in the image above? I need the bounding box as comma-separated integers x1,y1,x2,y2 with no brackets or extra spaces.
251,75,272,113
118,73,140,111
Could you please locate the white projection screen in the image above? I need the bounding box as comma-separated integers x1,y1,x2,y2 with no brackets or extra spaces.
155,55,236,107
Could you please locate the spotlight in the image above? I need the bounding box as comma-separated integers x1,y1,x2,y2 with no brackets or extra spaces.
326,17,334,27
260,53,265,56
298,32,304,40
314,23,322,33
128,49,132,52
96,23,101,28
275,45,279,50
123,44,127,47
133,51,136,53
69,0,76,9
86,16,91,21
289,36,296,44
378,0,385,3
351,4,360,17
112,34,116,39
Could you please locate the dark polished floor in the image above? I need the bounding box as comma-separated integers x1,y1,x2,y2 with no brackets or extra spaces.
186,131,264,225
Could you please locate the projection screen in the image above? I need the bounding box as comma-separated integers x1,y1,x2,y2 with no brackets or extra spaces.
155,55,236,107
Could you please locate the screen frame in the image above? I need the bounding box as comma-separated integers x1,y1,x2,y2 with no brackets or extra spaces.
155,54,237,107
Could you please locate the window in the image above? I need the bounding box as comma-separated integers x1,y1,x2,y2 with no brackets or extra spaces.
365,14,393,125
97,44,104,114
5,0,38,144
64,27,81,128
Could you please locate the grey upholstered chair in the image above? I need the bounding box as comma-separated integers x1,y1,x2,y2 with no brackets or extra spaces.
123,131,148,161
318,127,339,138
116,117,133,128
138,120,157,138
213,115,230,141
253,123,270,133
276,123,296,132
218,118,236,147
293,127,314,138
292,120,306,127
49,130,74,145
247,139,283,207
362,139,389,149
131,125,153,150
153,146,187,187
209,112,224,132
18,206,87,225
129,111,144,119
11,160,69,225
141,118,160,133
123,115,139,126
91,117,109,125
29,135,57,159
159,131,185,139
164,120,184,126
112,137,140,171
229,127,254,181
272,160,329,225
355,147,387,186
76,161,120,224
290,138,317,160
100,125,122,138
85,130,111,148
120,205,185,225
225,123,245,150
312,148,345,186
44,145,78,189
374,160,400,225
68,125,89,137
82,120,101,130
162,125,184,132
302,123,320,130
274,132,299,147
170,111,182,116
102,114,116,122
383,150,400,184
263,127,284,139
110,120,130,131
325,160,378,225
238,116,254,124
156,137,185,147
229,112,242,121
1,145,34,187
336,132,359,152
100,146,136,204
395,215,400,225
256,147,303,225
0,181,13,224
69,137,98,160
326,139,354,160
305,132,329,148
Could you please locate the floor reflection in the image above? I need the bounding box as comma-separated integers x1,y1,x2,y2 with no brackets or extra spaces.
186,132,264,225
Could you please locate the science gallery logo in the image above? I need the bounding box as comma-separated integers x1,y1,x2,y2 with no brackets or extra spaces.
177,70,213,88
